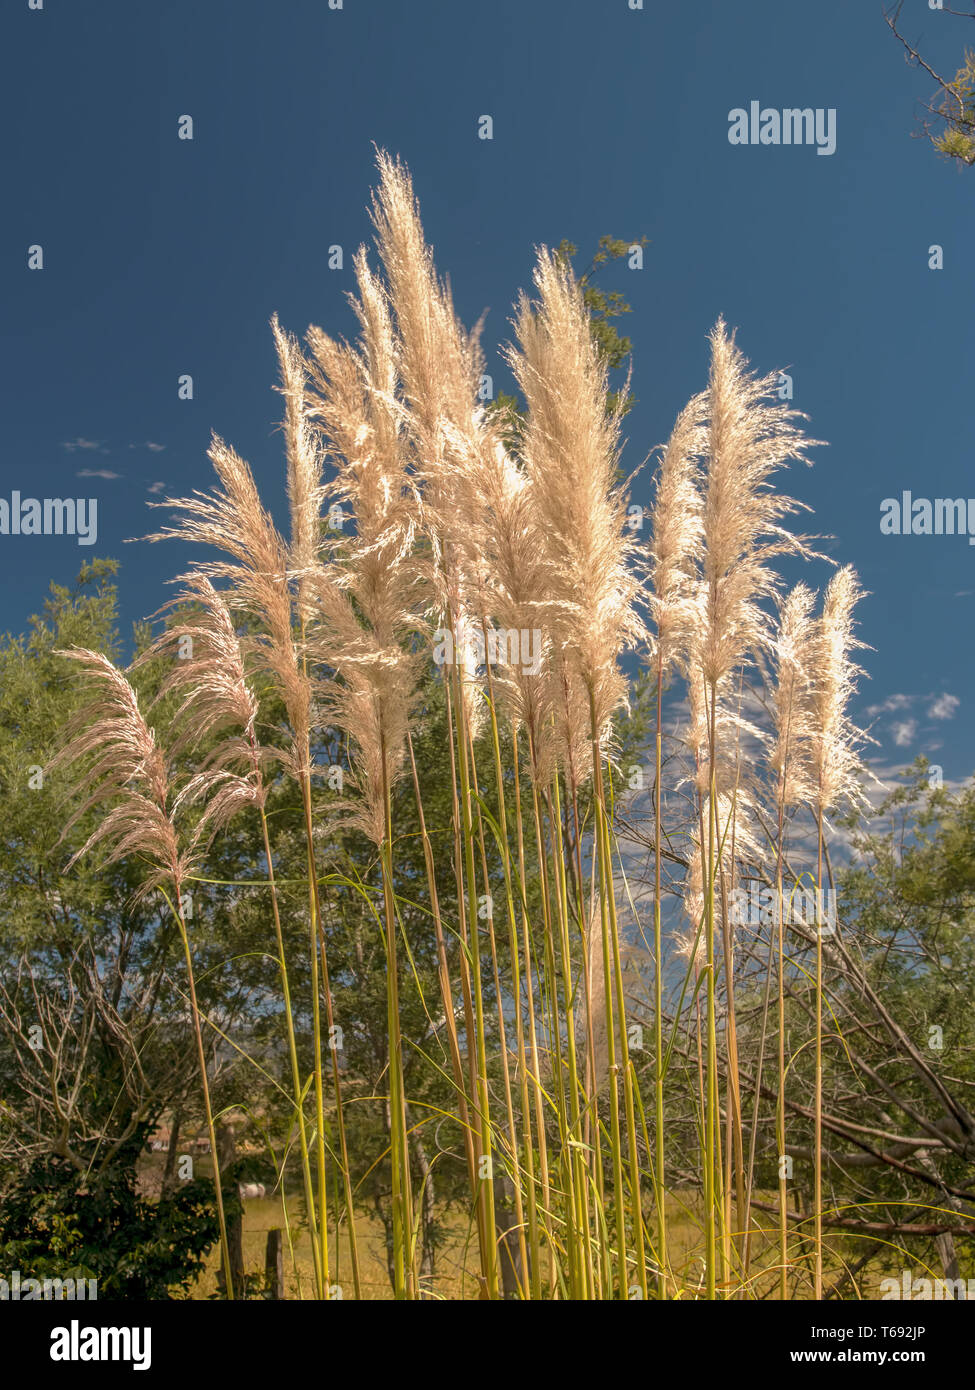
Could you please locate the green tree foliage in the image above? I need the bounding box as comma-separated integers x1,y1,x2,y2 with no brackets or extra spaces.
490,232,649,434
746,760,975,1288
887,4,975,166
0,563,257,1294
0,1130,219,1299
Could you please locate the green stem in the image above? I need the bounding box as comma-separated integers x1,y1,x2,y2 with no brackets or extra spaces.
471,658,533,1293
172,885,234,1300
380,730,415,1299
814,809,825,1301
300,773,330,1295
589,693,646,1300
653,650,667,1298
258,804,324,1299
705,678,719,1300
546,772,591,1299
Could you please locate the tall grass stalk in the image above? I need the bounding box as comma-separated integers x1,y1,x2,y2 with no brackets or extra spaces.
704,709,720,1299
467,733,530,1293
380,737,415,1298
765,582,817,1296
478,649,538,1290
589,699,647,1299
546,770,593,1297
448,649,500,1298
776,833,790,1299
257,801,326,1298
652,651,667,1295
526,726,574,1293
405,729,480,1228
814,816,825,1302
511,728,551,1297
443,678,497,1292
300,776,331,1292
170,887,236,1300
808,565,867,1301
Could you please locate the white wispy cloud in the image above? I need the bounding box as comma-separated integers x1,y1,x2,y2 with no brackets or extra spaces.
891,719,918,748
866,690,960,743
147,481,166,494
928,693,960,720
129,441,166,453
76,468,119,479
865,693,914,717
62,437,103,453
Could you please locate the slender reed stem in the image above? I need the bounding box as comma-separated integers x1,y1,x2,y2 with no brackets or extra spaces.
257,804,324,1298
467,734,530,1295
477,649,537,1292
704,680,719,1299
776,812,789,1300
814,811,825,1301
379,730,415,1299
652,649,667,1297
172,886,234,1300
314,893,362,1301
511,725,550,1298
526,727,570,1295
300,774,330,1294
443,678,495,1293
548,771,594,1297
448,656,499,1299
589,696,647,1299
405,730,479,1215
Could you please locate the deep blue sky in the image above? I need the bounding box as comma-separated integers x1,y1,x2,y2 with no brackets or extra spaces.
3,0,973,782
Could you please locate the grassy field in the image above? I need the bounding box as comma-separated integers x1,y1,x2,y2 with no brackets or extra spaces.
144,1147,887,1300
191,1193,474,1300
187,1187,864,1300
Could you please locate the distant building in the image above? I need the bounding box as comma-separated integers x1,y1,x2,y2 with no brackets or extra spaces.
148,1125,171,1153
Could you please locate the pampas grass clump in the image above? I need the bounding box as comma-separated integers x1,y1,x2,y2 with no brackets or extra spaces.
51,153,876,1302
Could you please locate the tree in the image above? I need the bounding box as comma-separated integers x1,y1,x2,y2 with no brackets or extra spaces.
0,562,288,1296
490,232,649,437
740,759,975,1294
886,2,975,166
0,1133,219,1300
0,562,230,1295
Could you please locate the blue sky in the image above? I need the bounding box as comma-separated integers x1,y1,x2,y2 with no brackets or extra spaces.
3,0,974,783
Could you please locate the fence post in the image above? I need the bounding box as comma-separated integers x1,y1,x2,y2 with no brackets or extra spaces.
265,1227,285,1300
